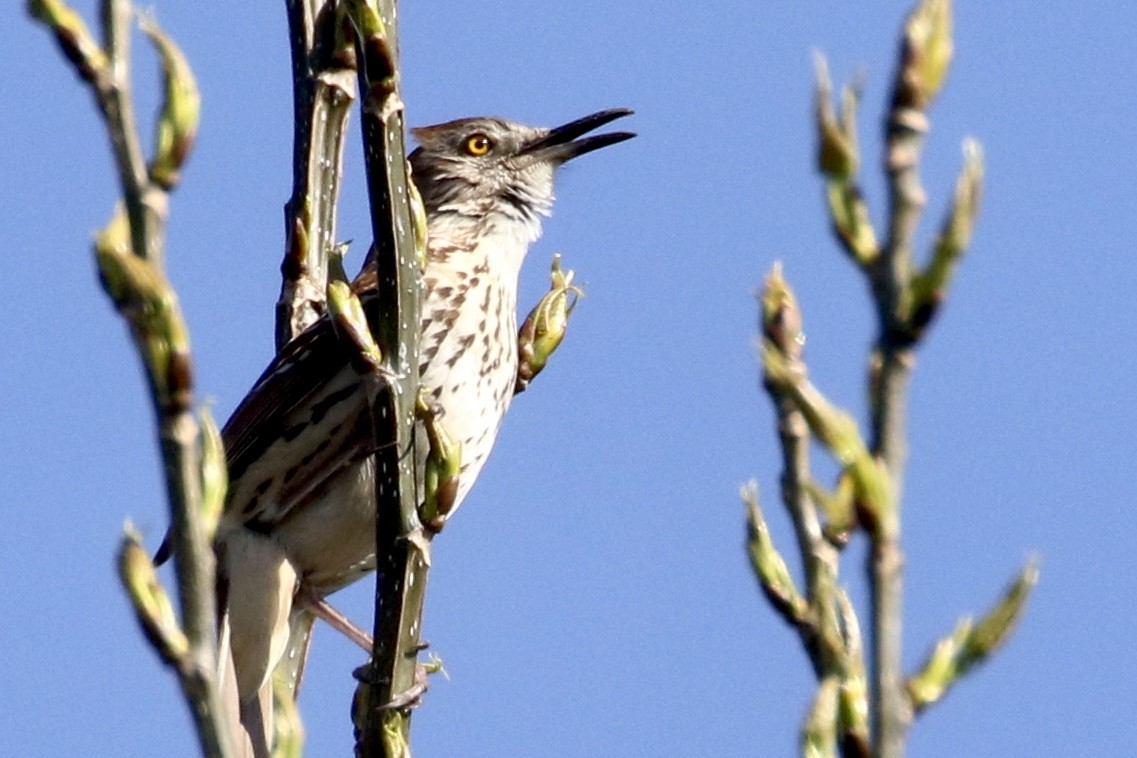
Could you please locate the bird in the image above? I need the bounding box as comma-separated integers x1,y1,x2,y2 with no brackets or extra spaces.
183,108,634,753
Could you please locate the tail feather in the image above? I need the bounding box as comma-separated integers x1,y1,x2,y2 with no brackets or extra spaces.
217,528,300,756
217,614,259,758
277,609,318,702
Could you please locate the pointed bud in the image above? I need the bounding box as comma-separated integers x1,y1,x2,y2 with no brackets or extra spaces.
839,673,870,757
826,589,869,754
118,524,188,664
27,0,108,84
96,208,194,412
344,0,396,89
964,556,1039,663
762,346,893,538
327,243,385,373
408,172,429,270
908,616,971,710
345,0,387,38
271,670,306,758
814,53,859,181
909,139,983,336
945,138,984,252
834,587,864,664
908,557,1039,712
802,677,840,758
140,14,200,190
198,404,227,541
825,182,880,267
814,56,878,266
806,474,856,546
760,263,804,361
95,204,132,258
894,0,953,110
813,567,854,668
417,394,462,532
282,201,312,282
743,482,808,624
515,255,582,393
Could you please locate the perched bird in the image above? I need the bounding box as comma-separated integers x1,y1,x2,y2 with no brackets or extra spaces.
193,109,634,752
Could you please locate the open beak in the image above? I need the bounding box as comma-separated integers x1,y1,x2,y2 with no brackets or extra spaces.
520,108,636,163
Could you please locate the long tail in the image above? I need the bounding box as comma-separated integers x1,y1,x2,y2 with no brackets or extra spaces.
217,528,301,758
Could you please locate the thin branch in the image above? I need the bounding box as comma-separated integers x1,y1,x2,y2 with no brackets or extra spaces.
277,0,357,348
97,187,235,758
758,266,835,657
343,1,424,753
757,267,872,755
30,2,237,753
868,2,952,754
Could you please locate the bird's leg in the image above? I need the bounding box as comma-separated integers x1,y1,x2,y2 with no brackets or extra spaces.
295,586,373,652
416,391,462,532
302,584,442,710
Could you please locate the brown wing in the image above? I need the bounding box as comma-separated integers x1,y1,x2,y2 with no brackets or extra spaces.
223,319,345,482
155,279,381,564
225,269,381,484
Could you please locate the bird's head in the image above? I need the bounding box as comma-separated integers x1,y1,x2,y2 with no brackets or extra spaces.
409,108,635,225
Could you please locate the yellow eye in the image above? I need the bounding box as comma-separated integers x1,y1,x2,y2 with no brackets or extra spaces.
465,134,493,156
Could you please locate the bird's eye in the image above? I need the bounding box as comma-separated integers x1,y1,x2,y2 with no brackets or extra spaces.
464,134,493,156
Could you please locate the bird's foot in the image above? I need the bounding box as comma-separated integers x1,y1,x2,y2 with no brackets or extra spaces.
352,646,435,711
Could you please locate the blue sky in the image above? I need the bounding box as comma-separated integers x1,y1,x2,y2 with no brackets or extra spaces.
4,1,1136,755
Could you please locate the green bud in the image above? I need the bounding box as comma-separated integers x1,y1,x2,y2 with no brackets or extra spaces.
908,557,1039,712
344,0,396,90
515,255,582,393
909,139,983,336
807,474,856,546
802,677,840,758
813,55,878,266
422,652,448,678
96,209,194,412
742,482,808,623
760,263,804,361
271,669,306,758
408,172,429,270
198,404,227,541
327,243,384,373
345,0,387,40
118,525,188,664
945,139,984,252
814,53,859,181
896,0,953,109
762,345,893,538
908,617,970,710
964,556,1039,664
825,182,879,267
140,14,200,190
839,671,870,755
417,393,462,531
95,204,132,258
27,0,108,84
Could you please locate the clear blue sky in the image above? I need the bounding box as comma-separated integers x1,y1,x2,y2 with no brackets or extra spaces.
4,1,1135,755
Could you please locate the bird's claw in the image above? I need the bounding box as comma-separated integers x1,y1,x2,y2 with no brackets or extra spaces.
352,655,433,711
